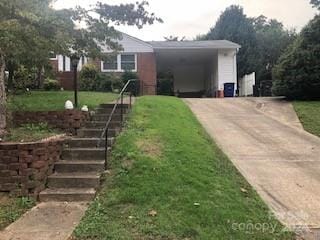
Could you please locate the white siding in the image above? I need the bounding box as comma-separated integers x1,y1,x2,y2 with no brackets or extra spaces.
65,57,71,72
217,50,237,92
77,56,88,71
100,33,153,53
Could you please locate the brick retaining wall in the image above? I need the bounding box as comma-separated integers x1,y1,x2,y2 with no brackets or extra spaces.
0,136,64,198
13,110,89,134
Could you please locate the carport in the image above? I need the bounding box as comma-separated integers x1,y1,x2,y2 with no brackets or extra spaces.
149,40,240,97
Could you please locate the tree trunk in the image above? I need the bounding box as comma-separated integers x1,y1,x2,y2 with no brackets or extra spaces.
0,53,7,137
37,66,45,89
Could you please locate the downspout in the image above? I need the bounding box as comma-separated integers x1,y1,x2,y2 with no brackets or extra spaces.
235,48,239,97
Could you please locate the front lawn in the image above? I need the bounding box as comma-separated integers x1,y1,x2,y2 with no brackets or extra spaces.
0,194,35,230
8,91,118,112
73,96,293,240
293,101,320,137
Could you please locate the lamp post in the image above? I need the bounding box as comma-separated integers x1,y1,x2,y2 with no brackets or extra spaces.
71,56,80,108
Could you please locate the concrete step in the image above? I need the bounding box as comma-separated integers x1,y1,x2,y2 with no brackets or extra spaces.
39,188,96,202
85,121,122,129
95,107,129,114
64,138,114,148
62,148,106,160
77,129,118,138
99,103,130,109
54,160,105,173
91,114,123,122
47,173,100,188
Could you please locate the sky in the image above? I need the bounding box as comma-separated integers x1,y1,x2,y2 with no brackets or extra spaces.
54,0,318,41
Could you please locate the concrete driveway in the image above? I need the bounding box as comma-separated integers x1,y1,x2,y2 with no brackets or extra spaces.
185,98,320,231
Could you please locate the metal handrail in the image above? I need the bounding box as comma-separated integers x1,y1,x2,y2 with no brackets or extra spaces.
97,79,137,168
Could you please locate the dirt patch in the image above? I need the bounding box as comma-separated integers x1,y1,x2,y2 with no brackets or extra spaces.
121,159,134,170
136,137,163,158
0,193,11,206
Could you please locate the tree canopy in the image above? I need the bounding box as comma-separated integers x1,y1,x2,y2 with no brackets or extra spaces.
207,5,257,78
272,15,320,99
253,16,296,82
205,5,295,93
311,0,320,10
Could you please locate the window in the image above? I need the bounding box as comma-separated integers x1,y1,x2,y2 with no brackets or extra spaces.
121,54,136,71
102,55,118,71
101,54,137,72
49,52,57,60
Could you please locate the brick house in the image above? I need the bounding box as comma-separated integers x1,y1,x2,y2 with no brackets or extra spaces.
50,32,240,97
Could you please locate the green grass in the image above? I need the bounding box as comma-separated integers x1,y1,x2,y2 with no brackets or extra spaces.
4,123,61,142
7,91,118,112
293,101,320,137
0,194,35,230
73,96,293,240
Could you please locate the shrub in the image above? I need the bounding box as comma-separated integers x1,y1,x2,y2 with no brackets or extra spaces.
79,64,123,92
112,77,124,92
13,66,36,90
272,15,320,99
157,79,174,96
79,64,99,91
157,71,174,96
122,71,138,84
43,78,60,91
96,74,113,92
121,71,139,95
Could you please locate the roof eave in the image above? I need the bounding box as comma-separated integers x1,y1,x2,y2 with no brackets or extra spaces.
152,46,241,50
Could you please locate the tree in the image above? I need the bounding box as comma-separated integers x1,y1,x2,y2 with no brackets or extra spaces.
205,6,296,95
0,0,76,135
207,5,258,78
164,36,186,41
0,0,162,136
311,0,320,10
253,16,296,84
272,15,320,99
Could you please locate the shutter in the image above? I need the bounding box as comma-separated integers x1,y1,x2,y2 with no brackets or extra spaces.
58,55,63,72
65,57,71,71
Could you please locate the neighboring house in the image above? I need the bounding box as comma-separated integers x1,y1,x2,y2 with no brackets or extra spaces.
50,33,240,97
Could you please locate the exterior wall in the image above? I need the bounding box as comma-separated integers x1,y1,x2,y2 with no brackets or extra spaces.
0,137,64,198
50,59,59,73
137,53,157,95
173,65,205,93
217,49,238,94
57,72,74,90
55,53,157,94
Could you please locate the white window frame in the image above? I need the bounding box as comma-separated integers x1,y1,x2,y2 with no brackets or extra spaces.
49,53,57,60
101,54,137,72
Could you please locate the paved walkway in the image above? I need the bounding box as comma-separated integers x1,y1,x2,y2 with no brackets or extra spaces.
0,202,87,240
185,98,320,233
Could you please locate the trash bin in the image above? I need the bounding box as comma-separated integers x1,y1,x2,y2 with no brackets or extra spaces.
224,83,235,97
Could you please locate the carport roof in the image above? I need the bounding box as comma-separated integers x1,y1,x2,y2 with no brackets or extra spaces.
148,40,241,50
